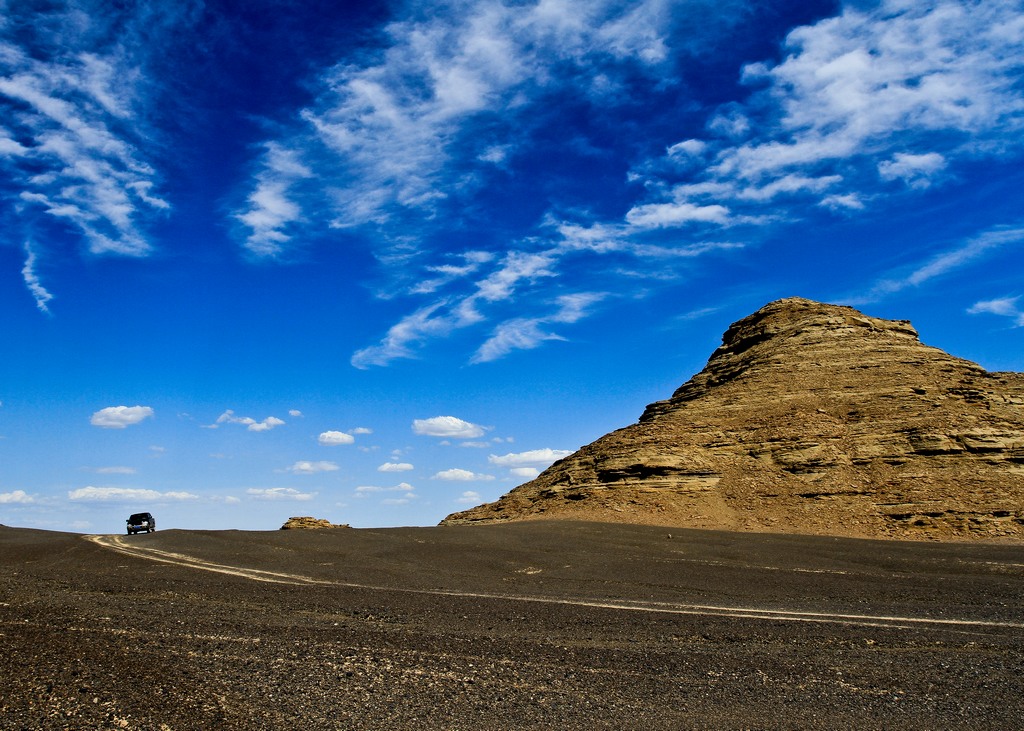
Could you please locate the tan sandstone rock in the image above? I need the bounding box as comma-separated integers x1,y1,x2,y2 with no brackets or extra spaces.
280,516,350,530
442,298,1024,541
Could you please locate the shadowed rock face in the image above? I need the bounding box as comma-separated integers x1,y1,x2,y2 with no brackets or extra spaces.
442,298,1024,540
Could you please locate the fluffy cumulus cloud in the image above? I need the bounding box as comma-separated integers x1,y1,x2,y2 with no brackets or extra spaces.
488,448,572,467
318,430,355,446
378,462,414,472
432,468,494,481
412,415,486,438
0,490,34,504
456,490,482,504
90,405,154,429
68,486,197,501
286,460,340,474
246,487,316,501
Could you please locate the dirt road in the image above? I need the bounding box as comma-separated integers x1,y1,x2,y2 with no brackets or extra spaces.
2,522,1023,729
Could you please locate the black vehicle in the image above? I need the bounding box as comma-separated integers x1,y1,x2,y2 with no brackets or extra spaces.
126,512,156,535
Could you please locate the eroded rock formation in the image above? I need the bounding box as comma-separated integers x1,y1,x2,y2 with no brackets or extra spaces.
442,298,1024,540
280,516,349,530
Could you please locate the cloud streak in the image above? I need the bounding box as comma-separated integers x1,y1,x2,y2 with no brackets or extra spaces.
0,1,176,269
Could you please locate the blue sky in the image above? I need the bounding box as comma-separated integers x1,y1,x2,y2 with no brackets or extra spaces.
1,0,1023,532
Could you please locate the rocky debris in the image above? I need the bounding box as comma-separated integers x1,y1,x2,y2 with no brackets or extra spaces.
280,516,349,530
442,297,1024,540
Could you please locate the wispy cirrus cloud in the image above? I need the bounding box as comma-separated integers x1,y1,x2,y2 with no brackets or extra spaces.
235,0,704,253
853,226,1024,304
629,0,1024,228
237,0,754,366
21,242,54,313
238,0,1024,367
968,296,1024,327
246,487,316,501
0,1,180,273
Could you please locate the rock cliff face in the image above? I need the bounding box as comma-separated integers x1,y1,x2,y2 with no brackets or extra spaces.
442,298,1024,540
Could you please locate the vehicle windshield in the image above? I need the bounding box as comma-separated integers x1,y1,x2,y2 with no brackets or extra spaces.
128,514,150,522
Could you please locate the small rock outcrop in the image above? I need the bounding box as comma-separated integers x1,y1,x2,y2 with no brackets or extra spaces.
280,517,349,530
442,298,1024,541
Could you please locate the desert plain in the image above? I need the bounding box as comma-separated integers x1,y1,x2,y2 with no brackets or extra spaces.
1,521,1022,729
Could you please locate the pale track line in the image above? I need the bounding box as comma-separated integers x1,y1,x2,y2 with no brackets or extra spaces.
85,534,1024,632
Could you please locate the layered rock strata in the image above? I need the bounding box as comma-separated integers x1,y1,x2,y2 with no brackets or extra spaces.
443,298,1024,540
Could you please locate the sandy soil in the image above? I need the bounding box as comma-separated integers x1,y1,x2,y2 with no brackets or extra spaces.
1,521,1022,729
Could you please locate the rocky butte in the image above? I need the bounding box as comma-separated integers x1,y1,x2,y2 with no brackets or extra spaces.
443,298,1024,541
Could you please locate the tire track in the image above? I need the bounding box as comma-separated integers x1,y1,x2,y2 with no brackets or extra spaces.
86,534,1024,632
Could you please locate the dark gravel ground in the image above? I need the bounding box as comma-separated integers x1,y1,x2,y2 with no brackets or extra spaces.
1,521,1022,730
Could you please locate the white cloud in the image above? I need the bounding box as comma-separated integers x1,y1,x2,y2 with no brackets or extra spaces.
0,490,33,504
351,250,559,368
68,486,197,501
287,461,340,475
21,242,54,314
456,490,482,504
355,482,415,494
94,466,137,475
90,405,154,429
510,467,541,479
0,6,178,261
236,0,686,248
412,415,486,438
630,0,1024,237
235,142,313,256
625,201,730,229
432,468,495,481
212,410,285,432
472,292,605,363
246,487,316,501
248,417,286,432
878,152,947,188
378,462,414,472
858,226,1024,302
289,409,304,417
489,448,572,467
969,296,1024,327
351,427,373,435
318,430,355,446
